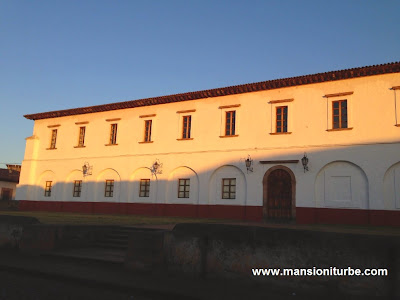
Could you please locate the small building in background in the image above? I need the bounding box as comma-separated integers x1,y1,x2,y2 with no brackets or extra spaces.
0,165,20,201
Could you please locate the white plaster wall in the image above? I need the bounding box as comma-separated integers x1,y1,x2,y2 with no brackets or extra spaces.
16,142,400,210
315,161,368,209
384,162,400,209
29,73,400,161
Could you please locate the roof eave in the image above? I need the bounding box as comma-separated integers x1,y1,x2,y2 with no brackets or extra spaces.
24,61,400,121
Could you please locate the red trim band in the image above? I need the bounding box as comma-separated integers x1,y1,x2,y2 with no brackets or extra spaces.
296,207,400,227
18,201,400,226
18,201,263,221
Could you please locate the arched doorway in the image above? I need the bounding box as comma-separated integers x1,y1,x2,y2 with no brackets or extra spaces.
263,166,296,221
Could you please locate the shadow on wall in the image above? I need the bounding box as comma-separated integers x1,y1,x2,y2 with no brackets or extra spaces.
17,164,255,220
15,145,400,226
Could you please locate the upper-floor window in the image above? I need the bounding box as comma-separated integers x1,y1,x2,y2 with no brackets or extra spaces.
44,181,52,197
144,120,152,142
268,98,293,135
178,179,190,198
73,180,82,197
324,92,352,132
139,179,150,197
225,111,236,136
109,124,118,145
276,106,288,133
182,116,191,139
105,180,114,197
176,109,195,141
50,129,57,149
332,100,348,129
77,127,86,147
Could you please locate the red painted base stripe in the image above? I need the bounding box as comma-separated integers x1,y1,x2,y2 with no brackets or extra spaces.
18,201,400,226
18,200,264,221
296,207,400,227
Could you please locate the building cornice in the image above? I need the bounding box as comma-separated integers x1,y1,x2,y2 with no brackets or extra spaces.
24,62,400,120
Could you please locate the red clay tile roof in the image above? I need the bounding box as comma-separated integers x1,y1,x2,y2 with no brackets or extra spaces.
0,169,20,183
24,62,400,120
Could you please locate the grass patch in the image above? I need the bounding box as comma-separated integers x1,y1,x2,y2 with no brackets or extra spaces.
0,210,223,226
0,210,398,236
296,223,400,236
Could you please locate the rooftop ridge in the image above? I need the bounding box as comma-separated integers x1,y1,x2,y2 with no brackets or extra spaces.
24,61,400,120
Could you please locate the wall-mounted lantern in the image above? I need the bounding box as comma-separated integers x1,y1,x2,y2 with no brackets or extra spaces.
151,159,163,176
82,162,93,177
245,155,253,173
301,153,309,173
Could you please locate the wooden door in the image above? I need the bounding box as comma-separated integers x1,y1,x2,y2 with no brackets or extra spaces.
267,169,292,219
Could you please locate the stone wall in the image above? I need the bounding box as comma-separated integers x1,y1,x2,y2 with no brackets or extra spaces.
126,223,400,297
0,215,39,249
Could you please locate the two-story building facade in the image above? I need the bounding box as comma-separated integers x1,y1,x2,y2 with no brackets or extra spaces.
16,62,400,226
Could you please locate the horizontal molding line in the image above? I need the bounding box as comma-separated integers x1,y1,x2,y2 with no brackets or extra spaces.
139,114,156,118
260,160,299,164
23,140,400,163
326,127,354,132
75,121,89,125
47,124,60,128
105,118,121,122
268,98,294,104
323,91,354,98
25,135,39,140
218,104,240,109
176,109,196,114
269,132,292,135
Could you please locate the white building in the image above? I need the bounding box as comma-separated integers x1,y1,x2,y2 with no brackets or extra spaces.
16,62,400,226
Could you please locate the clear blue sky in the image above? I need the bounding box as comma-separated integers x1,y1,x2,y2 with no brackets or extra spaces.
1,0,399,166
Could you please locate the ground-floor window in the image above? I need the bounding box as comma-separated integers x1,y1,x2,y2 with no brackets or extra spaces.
105,180,114,197
73,180,82,197
178,179,190,198
139,179,150,197
222,178,236,199
44,181,52,197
